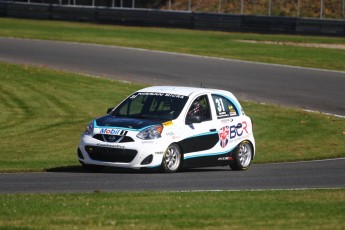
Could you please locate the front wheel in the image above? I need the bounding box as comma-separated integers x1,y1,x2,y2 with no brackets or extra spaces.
162,144,182,173
230,141,253,171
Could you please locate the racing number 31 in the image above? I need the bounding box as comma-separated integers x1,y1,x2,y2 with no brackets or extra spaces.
215,98,225,113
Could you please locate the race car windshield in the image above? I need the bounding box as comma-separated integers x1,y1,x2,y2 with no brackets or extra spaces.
111,92,189,121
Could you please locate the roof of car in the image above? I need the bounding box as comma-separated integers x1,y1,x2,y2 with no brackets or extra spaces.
137,86,230,97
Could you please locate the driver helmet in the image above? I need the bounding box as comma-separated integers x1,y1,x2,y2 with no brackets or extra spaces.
188,100,202,116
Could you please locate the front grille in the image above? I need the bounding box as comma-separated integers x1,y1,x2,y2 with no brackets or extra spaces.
93,134,134,143
85,146,137,163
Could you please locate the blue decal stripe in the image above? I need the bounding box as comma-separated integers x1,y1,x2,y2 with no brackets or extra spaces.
95,126,138,132
184,147,236,160
184,131,218,140
147,164,161,168
138,125,161,131
94,120,158,131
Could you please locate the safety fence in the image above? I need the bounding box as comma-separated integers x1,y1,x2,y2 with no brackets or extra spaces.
0,1,344,36
5,0,345,19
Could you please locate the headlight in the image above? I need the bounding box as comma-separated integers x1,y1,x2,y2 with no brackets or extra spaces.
137,125,163,140
84,121,94,135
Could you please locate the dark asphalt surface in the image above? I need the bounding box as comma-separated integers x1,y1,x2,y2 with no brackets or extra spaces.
0,37,344,194
0,37,344,116
1,158,344,193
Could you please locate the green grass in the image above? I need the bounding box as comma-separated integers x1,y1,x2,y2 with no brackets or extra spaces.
0,62,143,172
246,102,345,163
0,62,344,172
1,18,345,71
0,18,344,230
0,189,344,229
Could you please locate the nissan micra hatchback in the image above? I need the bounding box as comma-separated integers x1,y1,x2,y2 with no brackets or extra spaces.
78,86,255,173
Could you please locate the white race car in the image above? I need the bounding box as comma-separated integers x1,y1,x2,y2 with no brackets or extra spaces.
77,86,255,173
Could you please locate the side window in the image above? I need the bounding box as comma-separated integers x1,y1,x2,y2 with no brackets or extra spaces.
186,95,211,122
212,95,238,119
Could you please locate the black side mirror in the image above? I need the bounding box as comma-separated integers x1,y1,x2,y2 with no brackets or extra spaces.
107,108,114,114
186,115,202,124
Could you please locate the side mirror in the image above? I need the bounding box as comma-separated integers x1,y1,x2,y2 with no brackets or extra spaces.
186,115,202,124
107,108,114,114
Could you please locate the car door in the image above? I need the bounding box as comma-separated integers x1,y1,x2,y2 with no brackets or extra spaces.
179,94,220,167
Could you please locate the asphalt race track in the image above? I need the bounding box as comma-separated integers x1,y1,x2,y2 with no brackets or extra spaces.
0,37,344,116
1,159,345,194
0,37,344,193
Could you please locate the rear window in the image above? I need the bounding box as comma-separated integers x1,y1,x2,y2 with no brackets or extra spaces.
212,94,239,118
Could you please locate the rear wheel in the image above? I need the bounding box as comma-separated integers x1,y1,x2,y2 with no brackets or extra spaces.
230,141,252,171
162,144,182,173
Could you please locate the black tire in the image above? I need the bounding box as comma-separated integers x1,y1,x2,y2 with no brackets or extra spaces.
229,141,253,171
162,144,182,173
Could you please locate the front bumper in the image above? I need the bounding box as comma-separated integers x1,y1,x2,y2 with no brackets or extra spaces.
78,134,167,169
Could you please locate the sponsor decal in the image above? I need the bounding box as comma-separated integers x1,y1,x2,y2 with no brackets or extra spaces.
100,128,128,136
230,109,237,116
230,121,248,138
155,152,164,155
219,121,249,146
96,143,124,149
164,93,185,99
163,121,173,127
108,135,116,142
221,118,233,124
142,140,154,144
218,156,230,161
218,112,228,118
165,130,181,140
138,92,164,96
129,94,138,99
219,126,230,148
165,131,175,136
136,92,185,99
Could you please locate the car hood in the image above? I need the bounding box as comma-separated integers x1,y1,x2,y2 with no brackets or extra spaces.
95,115,163,130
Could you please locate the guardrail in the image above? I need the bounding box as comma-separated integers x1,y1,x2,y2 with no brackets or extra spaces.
0,1,344,36
4,0,345,19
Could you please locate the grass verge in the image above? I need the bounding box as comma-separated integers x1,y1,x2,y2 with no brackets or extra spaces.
0,18,345,71
0,62,143,172
0,62,344,172
1,18,344,230
0,189,345,229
